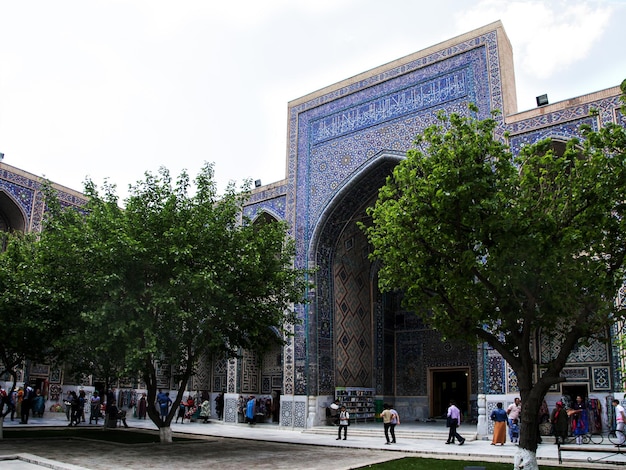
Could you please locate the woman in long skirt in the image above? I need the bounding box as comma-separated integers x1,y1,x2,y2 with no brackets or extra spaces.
490,402,507,445
569,395,588,445
551,401,569,444
137,393,147,419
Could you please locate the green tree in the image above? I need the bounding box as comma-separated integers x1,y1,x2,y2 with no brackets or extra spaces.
0,232,37,390
363,89,626,469
39,163,308,443
37,182,130,398
0,231,69,435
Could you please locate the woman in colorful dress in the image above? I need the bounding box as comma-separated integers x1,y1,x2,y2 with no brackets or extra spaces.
569,395,588,445
490,402,507,445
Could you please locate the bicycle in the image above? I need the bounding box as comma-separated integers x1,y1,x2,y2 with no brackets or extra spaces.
607,428,626,446
583,432,605,444
565,429,626,445
557,432,604,444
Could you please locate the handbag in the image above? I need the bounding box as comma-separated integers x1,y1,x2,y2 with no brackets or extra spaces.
446,416,455,427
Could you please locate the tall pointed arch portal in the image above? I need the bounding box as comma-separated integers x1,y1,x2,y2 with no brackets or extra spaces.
309,152,477,421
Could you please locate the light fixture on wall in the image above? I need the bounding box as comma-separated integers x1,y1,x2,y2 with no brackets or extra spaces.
536,94,549,106
254,179,262,188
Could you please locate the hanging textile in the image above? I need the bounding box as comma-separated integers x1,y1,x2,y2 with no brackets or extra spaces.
587,398,602,433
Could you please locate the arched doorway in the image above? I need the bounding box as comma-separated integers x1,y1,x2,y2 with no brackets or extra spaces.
430,367,471,418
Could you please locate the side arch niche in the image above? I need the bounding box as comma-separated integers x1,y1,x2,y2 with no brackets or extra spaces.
0,190,27,233
248,212,284,423
251,209,281,226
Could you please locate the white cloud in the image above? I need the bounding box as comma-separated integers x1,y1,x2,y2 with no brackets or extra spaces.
0,0,623,198
458,1,613,79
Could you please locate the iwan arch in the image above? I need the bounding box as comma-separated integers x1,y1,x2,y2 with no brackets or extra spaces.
2,21,625,436
242,20,625,433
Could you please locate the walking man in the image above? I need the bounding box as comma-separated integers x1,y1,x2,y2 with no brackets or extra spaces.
381,403,399,444
381,404,393,444
613,399,626,446
446,399,465,445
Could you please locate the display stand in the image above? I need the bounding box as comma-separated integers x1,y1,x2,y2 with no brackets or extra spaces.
335,387,375,422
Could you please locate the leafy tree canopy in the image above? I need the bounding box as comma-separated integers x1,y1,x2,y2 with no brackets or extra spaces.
0,231,67,390
363,90,626,460
38,163,309,442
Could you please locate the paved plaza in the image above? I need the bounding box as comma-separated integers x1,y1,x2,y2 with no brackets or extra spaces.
1,413,625,469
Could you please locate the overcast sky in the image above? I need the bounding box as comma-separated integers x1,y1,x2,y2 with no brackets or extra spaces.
1,0,624,200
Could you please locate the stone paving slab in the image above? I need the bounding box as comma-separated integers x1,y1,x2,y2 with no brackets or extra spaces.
2,414,625,469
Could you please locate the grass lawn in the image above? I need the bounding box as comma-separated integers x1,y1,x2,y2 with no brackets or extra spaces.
357,457,581,470
2,428,194,444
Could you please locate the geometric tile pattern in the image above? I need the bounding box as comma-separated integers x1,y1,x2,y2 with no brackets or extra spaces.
561,367,589,380
0,166,85,232
286,27,504,396
507,364,519,393
611,322,625,393
486,401,499,434
224,396,238,422
293,399,307,428
212,356,228,393
192,351,210,390
241,350,260,394
242,184,287,222
279,396,307,428
540,329,609,363
283,323,295,395
261,340,283,394
592,366,611,390
155,360,171,389
486,348,505,393
314,159,399,396
227,358,238,394
333,221,372,388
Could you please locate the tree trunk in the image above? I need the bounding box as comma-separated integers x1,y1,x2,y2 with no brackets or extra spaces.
159,425,173,444
519,400,540,453
514,448,539,470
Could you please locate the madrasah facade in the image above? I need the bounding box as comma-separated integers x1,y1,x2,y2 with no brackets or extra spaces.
1,21,625,436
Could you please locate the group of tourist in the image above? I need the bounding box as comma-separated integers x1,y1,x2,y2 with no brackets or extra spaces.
0,384,45,424
64,389,87,426
156,389,220,424
327,398,464,445
62,388,127,428
553,395,626,446
490,397,521,446
0,384,128,428
327,399,398,442
7,381,626,448
175,395,198,423
489,395,626,446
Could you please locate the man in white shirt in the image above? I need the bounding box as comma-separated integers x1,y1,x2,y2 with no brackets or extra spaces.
613,399,626,446
507,398,521,443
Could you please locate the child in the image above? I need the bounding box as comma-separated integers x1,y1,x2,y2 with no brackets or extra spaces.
510,418,520,443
